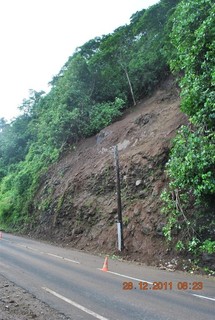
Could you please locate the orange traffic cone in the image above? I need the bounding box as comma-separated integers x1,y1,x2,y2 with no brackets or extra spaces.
101,256,108,272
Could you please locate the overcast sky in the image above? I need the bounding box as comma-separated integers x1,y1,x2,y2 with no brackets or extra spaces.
0,0,159,121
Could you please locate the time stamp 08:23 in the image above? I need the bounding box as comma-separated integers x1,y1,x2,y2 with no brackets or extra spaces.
122,281,203,291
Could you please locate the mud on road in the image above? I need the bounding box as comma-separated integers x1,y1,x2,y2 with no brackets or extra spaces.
0,274,71,320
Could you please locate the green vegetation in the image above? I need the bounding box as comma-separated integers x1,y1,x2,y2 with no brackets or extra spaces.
161,0,215,256
0,0,214,262
0,0,178,229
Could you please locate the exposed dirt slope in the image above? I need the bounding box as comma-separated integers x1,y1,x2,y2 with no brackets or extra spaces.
28,77,187,266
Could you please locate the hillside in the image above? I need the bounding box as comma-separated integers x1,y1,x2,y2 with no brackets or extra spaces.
0,0,214,272
27,77,187,267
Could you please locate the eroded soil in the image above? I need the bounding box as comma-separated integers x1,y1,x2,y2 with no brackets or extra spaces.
27,77,189,268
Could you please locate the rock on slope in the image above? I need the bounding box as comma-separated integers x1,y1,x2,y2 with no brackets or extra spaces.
28,77,187,265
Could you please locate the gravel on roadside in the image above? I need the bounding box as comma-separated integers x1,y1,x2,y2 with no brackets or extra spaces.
0,274,72,320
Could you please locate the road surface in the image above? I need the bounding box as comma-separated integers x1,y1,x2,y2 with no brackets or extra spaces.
0,233,214,319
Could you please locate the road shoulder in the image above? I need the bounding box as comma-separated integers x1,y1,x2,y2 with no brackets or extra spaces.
0,274,71,320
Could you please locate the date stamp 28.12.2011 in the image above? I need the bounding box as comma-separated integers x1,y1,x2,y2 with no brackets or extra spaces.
122,281,203,291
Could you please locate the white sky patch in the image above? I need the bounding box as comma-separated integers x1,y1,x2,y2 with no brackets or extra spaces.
0,0,159,121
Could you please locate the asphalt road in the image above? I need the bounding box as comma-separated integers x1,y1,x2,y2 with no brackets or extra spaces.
0,233,214,319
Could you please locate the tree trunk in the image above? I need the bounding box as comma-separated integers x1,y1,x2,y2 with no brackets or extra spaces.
124,68,136,106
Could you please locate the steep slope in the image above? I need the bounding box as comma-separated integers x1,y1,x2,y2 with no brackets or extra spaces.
28,77,187,266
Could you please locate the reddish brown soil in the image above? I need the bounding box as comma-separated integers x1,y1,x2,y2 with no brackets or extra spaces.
27,77,188,267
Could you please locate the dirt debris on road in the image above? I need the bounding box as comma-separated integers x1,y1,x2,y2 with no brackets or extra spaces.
0,275,71,320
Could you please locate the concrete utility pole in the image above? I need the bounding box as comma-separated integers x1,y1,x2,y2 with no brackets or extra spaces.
114,145,124,251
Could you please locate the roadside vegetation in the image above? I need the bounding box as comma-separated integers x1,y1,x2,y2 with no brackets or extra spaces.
0,0,214,262
161,0,215,259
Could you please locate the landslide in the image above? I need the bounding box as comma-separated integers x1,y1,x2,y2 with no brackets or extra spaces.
28,77,188,266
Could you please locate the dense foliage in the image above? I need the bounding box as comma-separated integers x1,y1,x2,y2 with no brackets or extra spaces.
161,0,215,256
0,0,178,229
